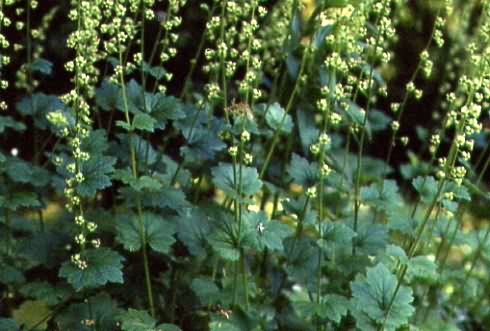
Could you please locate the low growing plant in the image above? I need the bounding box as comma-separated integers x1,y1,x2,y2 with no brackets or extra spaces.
1,0,490,330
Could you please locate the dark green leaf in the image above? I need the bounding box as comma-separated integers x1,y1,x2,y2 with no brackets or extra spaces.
288,153,318,187
265,102,293,134
29,58,53,75
59,248,124,291
351,263,414,331
0,318,19,331
132,113,156,132
116,212,176,254
117,309,155,331
191,278,222,305
0,116,26,133
211,162,262,200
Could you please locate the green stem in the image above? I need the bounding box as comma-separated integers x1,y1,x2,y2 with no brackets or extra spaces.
118,44,156,318
352,10,384,255
259,44,310,179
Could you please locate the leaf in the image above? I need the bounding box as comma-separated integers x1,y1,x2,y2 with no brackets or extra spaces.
369,110,391,132
55,293,120,331
152,94,186,121
29,58,53,75
174,207,211,256
296,108,319,152
288,153,318,187
293,294,350,323
132,113,156,132
412,176,438,204
19,281,71,306
319,222,356,255
0,318,19,331
284,237,319,285
59,248,124,291
76,155,116,197
0,192,41,210
0,265,25,285
12,300,51,330
265,102,293,133
209,321,241,331
118,309,156,331
245,211,293,252
354,221,387,255
351,263,415,331
16,93,64,129
361,180,402,211
116,212,176,254
156,324,182,331
211,162,262,200
0,116,26,133
18,231,70,268
191,278,222,305
406,256,438,282
180,127,226,163
96,80,120,111
142,62,166,80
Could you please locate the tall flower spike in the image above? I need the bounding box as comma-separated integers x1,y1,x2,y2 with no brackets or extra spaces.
63,0,104,269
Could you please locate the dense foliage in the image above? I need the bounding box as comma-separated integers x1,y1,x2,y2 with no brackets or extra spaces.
1,0,490,330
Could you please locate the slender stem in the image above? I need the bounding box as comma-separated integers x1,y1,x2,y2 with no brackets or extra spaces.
118,42,155,318
259,44,310,179
353,17,382,254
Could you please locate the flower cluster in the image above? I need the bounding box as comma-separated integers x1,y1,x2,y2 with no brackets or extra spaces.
62,0,104,269
154,0,186,93
0,0,14,111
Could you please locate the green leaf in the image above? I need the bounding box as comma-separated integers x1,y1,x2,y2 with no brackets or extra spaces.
116,212,176,254
245,211,292,252
412,176,438,204
118,309,156,331
142,62,166,80
296,108,319,152
0,192,41,210
211,162,262,200
132,113,156,132
0,265,25,285
95,80,120,111
265,102,293,134
209,321,241,331
19,281,71,306
0,318,19,331
152,94,186,120
288,153,318,187
351,263,415,331
284,237,319,285
59,248,124,291
55,294,120,331
0,116,26,133
12,300,51,330
293,294,350,323
16,93,64,129
191,277,222,305
116,120,132,131
361,180,402,211
181,128,226,163
319,222,356,255
174,207,211,256
156,324,182,331
18,231,70,268
76,155,116,197
406,256,438,282
28,58,53,75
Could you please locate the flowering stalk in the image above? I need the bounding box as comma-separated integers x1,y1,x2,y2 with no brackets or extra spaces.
62,0,103,271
